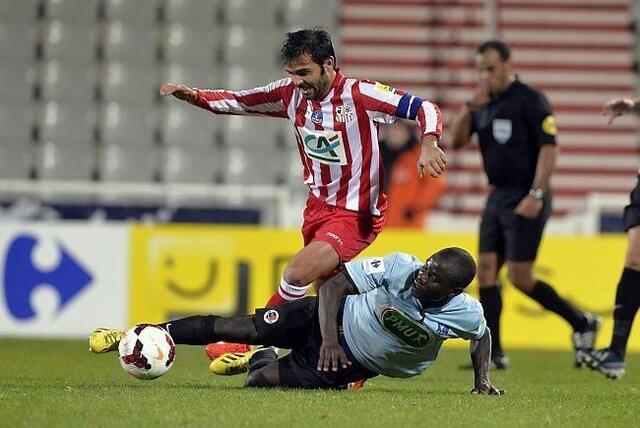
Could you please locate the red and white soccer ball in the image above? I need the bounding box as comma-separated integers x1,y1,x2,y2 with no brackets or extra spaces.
118,324,176,380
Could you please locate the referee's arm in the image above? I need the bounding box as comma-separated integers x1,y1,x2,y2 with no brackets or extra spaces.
449,104,475,150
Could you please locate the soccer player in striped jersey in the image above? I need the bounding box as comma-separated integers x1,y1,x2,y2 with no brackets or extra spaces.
160,29,445,361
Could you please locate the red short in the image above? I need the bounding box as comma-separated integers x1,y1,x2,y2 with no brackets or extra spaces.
301,195,385,266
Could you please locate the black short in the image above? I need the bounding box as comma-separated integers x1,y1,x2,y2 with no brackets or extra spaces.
479,188,552,261
623,176,640,231
252,297,378,389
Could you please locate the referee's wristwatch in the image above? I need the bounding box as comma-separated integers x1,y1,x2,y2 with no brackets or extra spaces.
528,187,545,200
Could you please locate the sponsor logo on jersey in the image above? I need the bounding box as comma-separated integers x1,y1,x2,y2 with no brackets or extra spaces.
374,82,394,93
492,119,512,144
363,257,385,274
335,105,354,123
436,323,450,336
541,115,557,136
380,307,434,348
311,109,323,125
263,309,279,324
4,234,93,320
297,127,347,165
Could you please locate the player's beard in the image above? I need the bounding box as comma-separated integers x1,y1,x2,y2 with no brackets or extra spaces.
302,69,329,100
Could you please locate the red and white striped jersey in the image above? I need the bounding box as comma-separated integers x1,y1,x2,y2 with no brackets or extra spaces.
192,70,442,217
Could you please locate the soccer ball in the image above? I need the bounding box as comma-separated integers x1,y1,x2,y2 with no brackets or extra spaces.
118,324,176,380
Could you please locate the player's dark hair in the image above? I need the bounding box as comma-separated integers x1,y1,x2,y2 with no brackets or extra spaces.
431,247,477,290
280,28,336,68
476,39,511,61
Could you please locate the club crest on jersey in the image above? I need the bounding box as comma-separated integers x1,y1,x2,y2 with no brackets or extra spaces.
335,105,354,123
380,307,434,348
297,126,347,166
492,119,512,144
311,110,323,124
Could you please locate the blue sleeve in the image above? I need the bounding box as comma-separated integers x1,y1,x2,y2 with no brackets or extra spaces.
344,253,402,293
428,296,487,340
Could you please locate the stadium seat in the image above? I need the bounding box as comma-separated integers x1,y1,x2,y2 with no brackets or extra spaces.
0,22,38,62
164,0,220,26
161,102,216,147
40,59,96,105
100,102,156,147
0,140,33,180
222,25,280,69
37,140,95,181
41,21,98,63
0,0,39,23
44,0,99,23
283,0,337,28
163,23,218,69
221,146,288,185
100,142,158,182
223,0,281,27
103,21,158,66
103,0,160,25
39,101,96,146
100,61,157,105
221,115,285,149
223,65,285,91
162,144,221,184
164,63,222,90
0,104,34,148
0,62,37,104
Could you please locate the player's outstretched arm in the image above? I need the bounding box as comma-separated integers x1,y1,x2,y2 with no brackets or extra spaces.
470,328,504,395
317,272,357,372
159,83,197,103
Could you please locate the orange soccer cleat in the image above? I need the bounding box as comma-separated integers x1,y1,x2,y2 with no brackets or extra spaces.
205,341,251,360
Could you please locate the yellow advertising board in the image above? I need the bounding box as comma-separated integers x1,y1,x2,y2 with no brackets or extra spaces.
129,225,638,351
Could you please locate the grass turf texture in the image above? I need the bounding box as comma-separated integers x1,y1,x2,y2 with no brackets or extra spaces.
1,339,638,427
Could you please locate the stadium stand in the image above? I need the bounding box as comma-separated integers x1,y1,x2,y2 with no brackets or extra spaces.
0,0,636,227
340,0,639,219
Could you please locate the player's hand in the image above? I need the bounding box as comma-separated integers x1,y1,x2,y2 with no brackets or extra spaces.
465,82,490,112
317,340,351,372
514,195,543,219
602,98,635,125
159,83,197,103
471,382,504,395
418,141,447,178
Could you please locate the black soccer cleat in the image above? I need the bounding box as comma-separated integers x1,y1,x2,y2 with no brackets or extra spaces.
572,312,601,368
579,348,625,380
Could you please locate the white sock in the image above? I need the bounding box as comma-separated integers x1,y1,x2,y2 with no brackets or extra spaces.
277,278,310,301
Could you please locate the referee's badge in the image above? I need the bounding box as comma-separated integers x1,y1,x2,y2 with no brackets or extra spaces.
263,309,279,324
492,119,512,144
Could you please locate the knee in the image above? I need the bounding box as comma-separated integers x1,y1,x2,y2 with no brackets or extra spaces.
244,369,273,388
625,251,640,271
477,261,496,286
507,268,533,291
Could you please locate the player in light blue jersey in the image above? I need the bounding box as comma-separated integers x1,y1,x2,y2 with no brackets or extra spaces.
89,247,502,394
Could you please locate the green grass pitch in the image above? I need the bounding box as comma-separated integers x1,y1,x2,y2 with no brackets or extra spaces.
1,339,638,427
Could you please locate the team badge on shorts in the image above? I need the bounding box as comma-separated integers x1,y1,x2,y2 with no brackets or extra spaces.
263,309,280,324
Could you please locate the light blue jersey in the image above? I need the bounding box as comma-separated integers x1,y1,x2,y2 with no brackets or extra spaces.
342,252,486,378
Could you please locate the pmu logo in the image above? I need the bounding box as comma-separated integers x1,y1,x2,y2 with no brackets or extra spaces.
3,234,93,320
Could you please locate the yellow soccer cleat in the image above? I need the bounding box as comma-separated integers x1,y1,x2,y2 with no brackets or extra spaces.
209,348,269,376
89,328,124,353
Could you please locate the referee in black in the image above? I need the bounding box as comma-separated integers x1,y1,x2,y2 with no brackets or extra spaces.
449,40,600,369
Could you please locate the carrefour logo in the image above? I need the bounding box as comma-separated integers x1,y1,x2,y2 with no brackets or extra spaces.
3,234,93,320
297,126,347,166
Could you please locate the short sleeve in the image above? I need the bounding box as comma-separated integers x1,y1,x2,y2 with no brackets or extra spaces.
344,253,401,293
523,88,557,147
